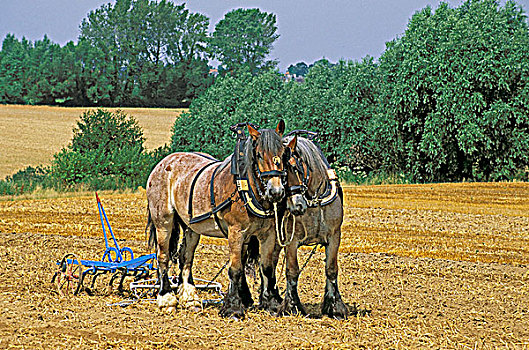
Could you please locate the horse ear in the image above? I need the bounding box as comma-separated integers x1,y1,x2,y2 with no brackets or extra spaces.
286,135,297,152
248,124,261,141
276,120,285,136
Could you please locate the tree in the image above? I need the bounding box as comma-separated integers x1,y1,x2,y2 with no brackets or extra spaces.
79,0,210,106
287,62,308,76
379,0,529,182
209,8,279,74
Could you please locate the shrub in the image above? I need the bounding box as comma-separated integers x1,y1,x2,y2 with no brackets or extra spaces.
378,0,529,182
0,166,51,195
50,109,153,190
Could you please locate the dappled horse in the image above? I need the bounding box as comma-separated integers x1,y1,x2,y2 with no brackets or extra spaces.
279,133,349,319
145,121,296,318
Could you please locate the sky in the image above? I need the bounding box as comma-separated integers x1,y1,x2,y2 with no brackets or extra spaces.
1,0,528,71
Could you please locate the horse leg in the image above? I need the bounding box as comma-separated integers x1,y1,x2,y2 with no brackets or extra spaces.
155,216,178,313
321,230,349,319
219,228,246,319
257,233,283,314
278,242,306,316
176,228,202,311
240,237,258,308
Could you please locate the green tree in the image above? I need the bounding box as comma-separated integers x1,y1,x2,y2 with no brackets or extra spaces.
51,109,151,189
379,0,529,182
287,62,309,76
0,34,30,104
171,70,286,157
209,8,279,74
283,58,382,170
80,0,209,106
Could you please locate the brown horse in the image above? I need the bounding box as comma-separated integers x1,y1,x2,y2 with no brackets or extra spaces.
145,121,296,319
279,134,349,319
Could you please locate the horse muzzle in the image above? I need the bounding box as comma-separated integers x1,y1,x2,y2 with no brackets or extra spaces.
264,180,285,203
287,194,308,216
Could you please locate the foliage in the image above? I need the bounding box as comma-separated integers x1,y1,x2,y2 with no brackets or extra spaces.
282,58,382,171
0,166,51,196
50,109,153,190
0,35,75,105
0,1,212,107
209,8,279,74
79,0,211,107
379,0,529,182
287,62,309,76
171,69,286,158
171,60,382,173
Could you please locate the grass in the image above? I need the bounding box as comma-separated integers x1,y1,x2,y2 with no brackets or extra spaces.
0,104,183,180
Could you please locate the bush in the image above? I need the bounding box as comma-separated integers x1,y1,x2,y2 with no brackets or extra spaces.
0,166,51,195
50,109,153,190
171,70,288,158
171,61,383,174
378,0,529,182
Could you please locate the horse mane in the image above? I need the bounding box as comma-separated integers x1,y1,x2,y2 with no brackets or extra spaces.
287,136,330,196
242,128,283,175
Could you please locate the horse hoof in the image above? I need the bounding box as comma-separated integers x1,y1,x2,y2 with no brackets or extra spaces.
322,301,348,320
157,292,178,311
177,283,201,311
219,307,245,320
278,301,306,317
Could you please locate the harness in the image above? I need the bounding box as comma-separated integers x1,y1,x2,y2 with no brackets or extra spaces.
187,123,287,237
187,153,234,237
230,123,286,218
284,130,341,208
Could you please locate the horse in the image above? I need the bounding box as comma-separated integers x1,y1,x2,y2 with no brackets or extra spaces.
278,134,349,319
145,121,297,319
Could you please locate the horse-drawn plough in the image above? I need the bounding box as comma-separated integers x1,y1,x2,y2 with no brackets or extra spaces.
51,192,222,304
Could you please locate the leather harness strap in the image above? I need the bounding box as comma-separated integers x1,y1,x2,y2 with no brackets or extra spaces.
188,161,221,223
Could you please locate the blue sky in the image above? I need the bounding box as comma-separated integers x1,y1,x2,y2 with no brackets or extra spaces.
1,0,527,70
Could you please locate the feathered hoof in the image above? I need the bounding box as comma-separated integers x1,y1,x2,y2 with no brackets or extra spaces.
157,292,178,313
177,283,202,312
322,299,348,320
219,296,245,320
277,299,307,317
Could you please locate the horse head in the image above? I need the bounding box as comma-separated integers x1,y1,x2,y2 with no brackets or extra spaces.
246,120,289,203
283,135,335,216
283,135,309,216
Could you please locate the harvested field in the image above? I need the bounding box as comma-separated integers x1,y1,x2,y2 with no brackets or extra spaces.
0,183,528,348
0,105,181,179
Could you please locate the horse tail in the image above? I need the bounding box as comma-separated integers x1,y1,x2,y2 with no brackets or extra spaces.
170,213,185,264
146,201,182,263
146,203,157,249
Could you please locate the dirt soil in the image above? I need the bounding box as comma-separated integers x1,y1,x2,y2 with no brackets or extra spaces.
0,183,528,349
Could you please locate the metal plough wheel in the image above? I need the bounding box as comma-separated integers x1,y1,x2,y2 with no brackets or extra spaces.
55,253,84,296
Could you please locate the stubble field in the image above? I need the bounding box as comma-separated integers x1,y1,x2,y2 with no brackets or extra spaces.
0,183,528,349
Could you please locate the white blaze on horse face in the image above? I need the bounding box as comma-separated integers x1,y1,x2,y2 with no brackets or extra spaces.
265,176,285,202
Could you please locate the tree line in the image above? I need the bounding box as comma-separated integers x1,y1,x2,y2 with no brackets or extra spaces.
1,0,529,194
173,0,529,183
0,1,279,107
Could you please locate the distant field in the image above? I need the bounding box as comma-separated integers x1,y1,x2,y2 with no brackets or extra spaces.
0,105,183,180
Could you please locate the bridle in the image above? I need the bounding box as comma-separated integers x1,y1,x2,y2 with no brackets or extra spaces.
230,122,288,201
283,130,317,200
